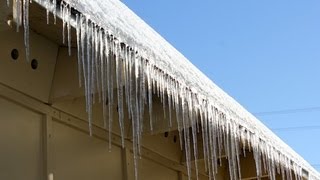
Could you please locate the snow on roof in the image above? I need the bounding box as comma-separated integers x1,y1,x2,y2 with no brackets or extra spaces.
9,0,320,179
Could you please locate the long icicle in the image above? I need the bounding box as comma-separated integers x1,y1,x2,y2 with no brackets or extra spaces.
116,41,125,148
67,4,72,56
147,63,153,132
76,14,82,87
86,20,93,136
53,0,57,24
23,0,30,62
91,25,96,105
61,2,66,44
100,30,107,129
15,0,22,32
108,36,114,151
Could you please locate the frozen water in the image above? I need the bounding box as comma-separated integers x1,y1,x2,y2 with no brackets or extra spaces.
23,0,29,62
8,0,320,180
67,5,71,56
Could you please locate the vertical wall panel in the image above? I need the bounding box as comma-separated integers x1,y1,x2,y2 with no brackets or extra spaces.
0,97,43,180
51,120,123,180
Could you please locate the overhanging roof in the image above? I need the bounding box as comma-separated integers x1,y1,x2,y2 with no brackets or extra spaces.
6,0,320,179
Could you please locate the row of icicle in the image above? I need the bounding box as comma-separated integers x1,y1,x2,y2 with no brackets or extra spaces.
7,0,312,179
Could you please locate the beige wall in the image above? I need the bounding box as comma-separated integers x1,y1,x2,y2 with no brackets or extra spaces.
0,97,43,180
0,94,185,180
51,120,123,180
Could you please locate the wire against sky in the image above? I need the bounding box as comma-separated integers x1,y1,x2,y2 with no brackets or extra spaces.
254,106,320,116
271,125,320,132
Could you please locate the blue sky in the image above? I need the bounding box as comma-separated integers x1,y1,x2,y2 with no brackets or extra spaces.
122,0,320,171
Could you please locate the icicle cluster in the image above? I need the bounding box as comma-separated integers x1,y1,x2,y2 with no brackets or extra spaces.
75,13,163,178
7,0,320,180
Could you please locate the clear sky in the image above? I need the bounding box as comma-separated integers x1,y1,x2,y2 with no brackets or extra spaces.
122,0,320,171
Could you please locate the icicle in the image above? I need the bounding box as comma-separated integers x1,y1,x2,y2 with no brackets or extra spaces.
139,57,146,134
97,28,104,103
78,14,93,136
167,78,173,128
123,46,128,111
181,88,192,180
91,25,96,105
23,0,30,62
116,41,125,148
253,135,262,179
207,104,213,177
194,95,200,134
214,108,222,174
210,107,215,178
241,128,246,157
46,8,49,24
217,110,224,167
61,2,66,44
132,118,139,180
15,0,22,32
200,102,208,173
53,0,57,24
127,48,140,180
262,144,268,175
124,47,131,121
234,122,241,179
134,50,142,157
189,92,199,180
157,71,161,100
226,120,236,180
151,67,156,95
80,15,88,113
76,14,83,87
67,5,72,56
93,26,101,103
270,147,276,180
208,107,215,179
86,20,93,136
100,31,108,129
288,160,293,180
80,16,93,137
275,151,281,176
247,130,252,152
127,47,133,121
103,31,110,129
107,36,114,151
280,155,286,180
175,84,183,150
147,64,153,131
162,75,167,121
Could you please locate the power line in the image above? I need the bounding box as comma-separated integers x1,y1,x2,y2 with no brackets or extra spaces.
254,106,320,116
252,107,320,131
271,125,320,132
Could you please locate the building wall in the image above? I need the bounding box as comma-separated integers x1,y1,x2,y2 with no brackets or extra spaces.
0,93,185,180
0,97,43,180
